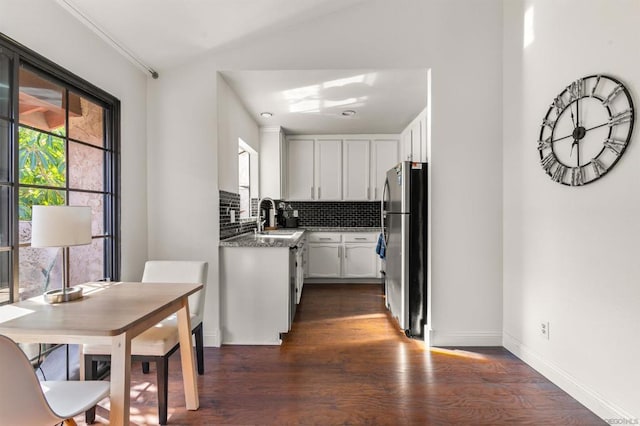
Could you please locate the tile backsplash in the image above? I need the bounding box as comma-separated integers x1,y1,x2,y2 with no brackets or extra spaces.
220,191,382,238
219,190,257,239
284,201,380,228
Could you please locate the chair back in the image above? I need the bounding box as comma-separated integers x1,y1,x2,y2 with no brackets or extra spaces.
141,261,208,321
0,335,61,424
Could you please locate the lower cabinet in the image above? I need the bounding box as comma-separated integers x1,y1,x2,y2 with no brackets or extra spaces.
306,232,379,279
343,244,378,278
307,244,341,278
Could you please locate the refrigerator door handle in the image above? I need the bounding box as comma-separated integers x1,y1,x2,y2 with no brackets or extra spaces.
381,178,389,244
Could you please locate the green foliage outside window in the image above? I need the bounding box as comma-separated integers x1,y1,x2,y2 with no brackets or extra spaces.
18,127,66,220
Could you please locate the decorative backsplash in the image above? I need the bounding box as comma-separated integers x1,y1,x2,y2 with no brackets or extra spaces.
285,201,381,228
220,191,382,238
219,190,257,239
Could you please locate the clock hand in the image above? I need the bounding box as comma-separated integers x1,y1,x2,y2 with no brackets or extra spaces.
551,121,612,143
570,103,577,128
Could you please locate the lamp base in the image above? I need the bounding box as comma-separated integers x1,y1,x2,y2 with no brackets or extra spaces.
43,287,83,304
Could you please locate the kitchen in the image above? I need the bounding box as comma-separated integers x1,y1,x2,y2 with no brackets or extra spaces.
217,69,430,345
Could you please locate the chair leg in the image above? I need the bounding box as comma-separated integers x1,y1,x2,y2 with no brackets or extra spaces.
194,323,204,375
142,361,150,374
63,419,78,426
157,357,169,425
84,357,98,424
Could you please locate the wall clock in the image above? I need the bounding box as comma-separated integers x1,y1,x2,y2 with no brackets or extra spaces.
538,74,634,186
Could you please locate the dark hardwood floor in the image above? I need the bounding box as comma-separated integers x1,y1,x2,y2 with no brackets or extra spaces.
79,284,604,425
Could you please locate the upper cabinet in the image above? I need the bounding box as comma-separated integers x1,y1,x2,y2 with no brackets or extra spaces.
316,139,342,200
259,127,286,199
343,139,370,200
400,107,428,162
286,135,398,201
287,137,315,200
371,139,399,200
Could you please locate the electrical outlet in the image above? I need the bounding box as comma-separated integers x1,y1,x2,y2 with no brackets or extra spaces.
541,321,550,340
293,210,299,217
230,210,236,223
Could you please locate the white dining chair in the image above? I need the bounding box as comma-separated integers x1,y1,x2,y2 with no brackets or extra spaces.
83,260,208,425
0,334,109,426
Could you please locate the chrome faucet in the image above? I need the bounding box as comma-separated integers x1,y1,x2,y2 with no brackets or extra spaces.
256,197,276,233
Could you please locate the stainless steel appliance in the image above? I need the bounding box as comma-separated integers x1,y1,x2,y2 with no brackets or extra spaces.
381,161,428,338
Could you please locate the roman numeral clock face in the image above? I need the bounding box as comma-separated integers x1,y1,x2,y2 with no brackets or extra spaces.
538,75,634,186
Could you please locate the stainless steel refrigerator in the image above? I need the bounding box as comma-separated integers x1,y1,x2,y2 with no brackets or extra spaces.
381,161,428,338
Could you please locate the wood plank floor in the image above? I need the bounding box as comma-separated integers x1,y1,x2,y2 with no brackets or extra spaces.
79,284,604,425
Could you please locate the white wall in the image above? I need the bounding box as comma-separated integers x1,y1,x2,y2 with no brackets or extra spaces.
0,0,149,281
148,0,504,347
146,55,221,344
503,0,640,419
217,74,260,193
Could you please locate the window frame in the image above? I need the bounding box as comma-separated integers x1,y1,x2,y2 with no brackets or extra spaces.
0,33,121,304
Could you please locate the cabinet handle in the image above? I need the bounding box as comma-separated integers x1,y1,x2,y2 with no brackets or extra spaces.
338,246,341,258
319,238,331,241
318,187,321,199
311,187,314,199
344,247,347,258
367,187,370,199
374,187,377,199
355,237,367,241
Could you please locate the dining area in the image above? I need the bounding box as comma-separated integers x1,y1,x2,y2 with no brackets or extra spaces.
0,262,208,426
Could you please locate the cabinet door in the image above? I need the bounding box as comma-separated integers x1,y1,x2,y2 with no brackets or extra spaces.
401,129,413,161
371,139,399,200
315,139,342,200
287,138,315,200
343,139,370,200
307,244,341,278
343,244,378,278
411,121,422,162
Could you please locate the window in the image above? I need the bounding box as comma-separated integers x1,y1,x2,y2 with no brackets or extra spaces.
0,34,120,304
238,138,257,219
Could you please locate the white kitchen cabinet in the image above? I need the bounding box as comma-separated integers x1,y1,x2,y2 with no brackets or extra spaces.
401,108,428,162
307,243,341,278
343,244,378,278
220,246,294,345
287,138,315,200
286,134,399,201
371,139,399,200
259,127,286,199
343,139,370,200
306,232,380,279
402,130,413,161
315,139,342,200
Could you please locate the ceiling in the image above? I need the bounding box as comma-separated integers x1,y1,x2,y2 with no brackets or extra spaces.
56,0,427,134
221,69,427,134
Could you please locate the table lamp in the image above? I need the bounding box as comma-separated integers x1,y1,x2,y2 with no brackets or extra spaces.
31,205,92,303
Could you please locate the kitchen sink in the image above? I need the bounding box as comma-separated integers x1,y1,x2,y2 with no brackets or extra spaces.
258,229,299,236
256,230,302,239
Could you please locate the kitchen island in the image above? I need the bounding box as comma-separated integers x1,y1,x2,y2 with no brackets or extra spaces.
219,230,305,345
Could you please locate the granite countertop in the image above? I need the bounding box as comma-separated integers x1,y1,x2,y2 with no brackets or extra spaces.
219,227,381,248
220,230,306,248
300,227,381,233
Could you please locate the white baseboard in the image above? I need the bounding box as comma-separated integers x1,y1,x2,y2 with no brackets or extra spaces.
203,329,221,347
431,330,502,346
503,332,636,422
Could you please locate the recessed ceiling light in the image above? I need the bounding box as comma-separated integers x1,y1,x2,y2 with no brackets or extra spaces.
342,110,356,116
260,112,273,118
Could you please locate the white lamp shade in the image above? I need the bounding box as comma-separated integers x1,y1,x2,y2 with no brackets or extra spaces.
31,206,92,248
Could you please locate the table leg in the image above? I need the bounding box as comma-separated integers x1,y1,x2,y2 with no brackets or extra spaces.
177,299,199,410
109,332,132,426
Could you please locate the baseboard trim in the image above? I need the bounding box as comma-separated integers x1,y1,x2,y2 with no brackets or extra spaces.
503,332,636,422
431,330,503,346
204,329,221,347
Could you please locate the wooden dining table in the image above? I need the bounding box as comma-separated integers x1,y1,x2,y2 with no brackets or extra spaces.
0,281,202,426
